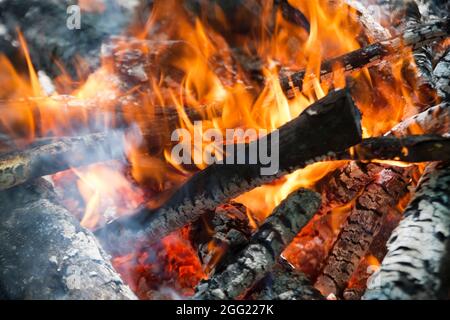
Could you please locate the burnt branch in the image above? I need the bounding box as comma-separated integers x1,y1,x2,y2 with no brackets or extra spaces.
434,48,450,102
96,89,363,255
363,161,450,300
0,178,136,299
193,188,321,300
280,18,450,98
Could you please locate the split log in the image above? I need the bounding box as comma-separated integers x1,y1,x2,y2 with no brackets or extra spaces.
279,18,450,98
314,166,412,297
0,178,136,300
330,135,450,163
363,161,450,300
385,102,450,137
95,88,363,255
193,188,321,300
246,261,324,300
434,48,450,101
0,131,126,191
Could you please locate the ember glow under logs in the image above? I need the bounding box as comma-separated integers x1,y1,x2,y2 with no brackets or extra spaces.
0,0,449,301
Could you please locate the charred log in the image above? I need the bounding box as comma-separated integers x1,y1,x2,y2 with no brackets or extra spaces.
96,89,363,255
0,132,126,191
314,166,412,297
189,201,253,275
280,18,450,98
331,135,450,163
193,188,321,300
246,261,324,300
363,161,450,300
0,178,136,300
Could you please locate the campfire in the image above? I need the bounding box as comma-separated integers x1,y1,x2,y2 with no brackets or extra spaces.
0,0,449,300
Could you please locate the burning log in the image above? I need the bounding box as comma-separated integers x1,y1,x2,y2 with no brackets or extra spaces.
0,131,126,191
189,201,253,275
246,261,324,300
96,88,363,255
276,0,310,32
280,18,450,98
331,135,450,163
193,188,321,300
314,166,412,297
363,161,450,300
0,178,136,299
385,102,450,137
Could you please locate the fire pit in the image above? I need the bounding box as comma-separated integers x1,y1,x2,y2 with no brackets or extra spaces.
0,0,449,300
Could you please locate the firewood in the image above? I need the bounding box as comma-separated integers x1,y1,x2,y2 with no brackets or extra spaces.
363,161,450,300
189,201,253,275
331,135,450,163
280,18,450,98
0,178,136,300
246,261,324,300
95,89,363,255
0,131,126,191
193,188,321,300
385,102,450,137
314,166,412,297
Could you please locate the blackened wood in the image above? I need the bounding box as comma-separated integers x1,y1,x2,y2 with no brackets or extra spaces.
385,102,450,137
280,18,450,98
0,132,126,191
96,89,362,256
314,166,412,297
276,0,310,33
331,135,450,163
317,162,386,209
193,188,321,300
246,262,324,300
0,178,136,300
189,202,253,275
363,161,450,300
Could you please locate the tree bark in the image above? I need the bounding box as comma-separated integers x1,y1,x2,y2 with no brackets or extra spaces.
0,178,136,300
